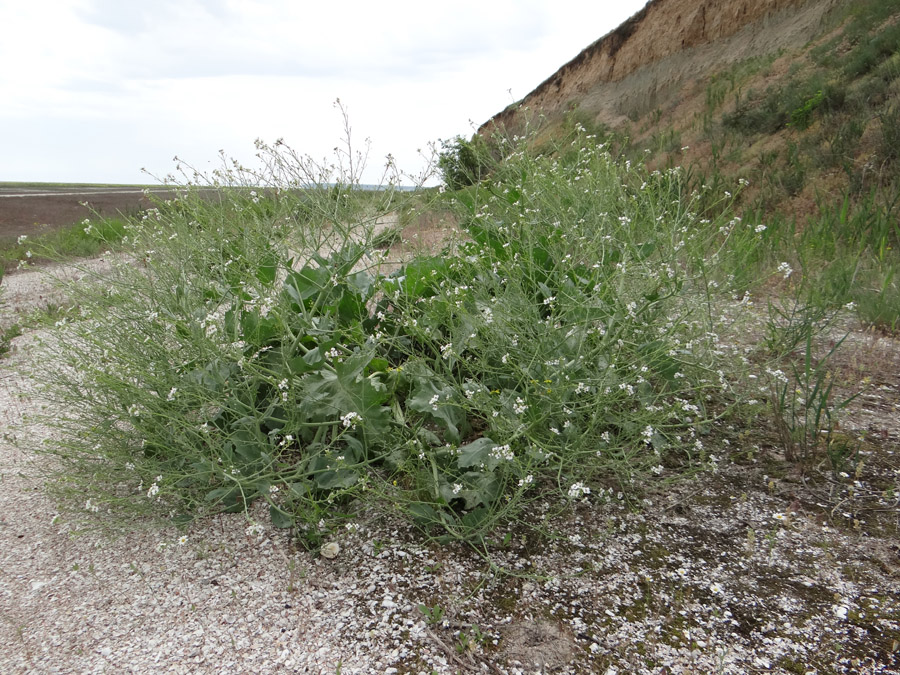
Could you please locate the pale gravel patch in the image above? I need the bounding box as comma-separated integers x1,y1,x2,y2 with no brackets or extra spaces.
1,261,899,674
0,331,453,674
0,256,120,332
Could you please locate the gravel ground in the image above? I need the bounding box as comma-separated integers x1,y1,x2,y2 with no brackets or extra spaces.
1,263,899,674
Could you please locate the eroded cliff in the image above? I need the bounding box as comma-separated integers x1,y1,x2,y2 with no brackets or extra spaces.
481,0,843,134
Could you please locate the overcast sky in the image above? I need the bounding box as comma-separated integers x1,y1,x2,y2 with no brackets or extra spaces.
1,0,647,185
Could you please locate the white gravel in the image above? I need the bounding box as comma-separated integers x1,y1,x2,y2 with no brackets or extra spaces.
1,262,899,674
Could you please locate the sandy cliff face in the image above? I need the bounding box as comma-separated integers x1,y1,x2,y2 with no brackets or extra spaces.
481,0,842,133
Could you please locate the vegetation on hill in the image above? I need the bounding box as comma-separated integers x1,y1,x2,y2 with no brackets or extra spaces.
6,0,895,565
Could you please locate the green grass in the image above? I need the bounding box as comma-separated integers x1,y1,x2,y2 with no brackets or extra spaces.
0,218,129,272
0,323,22,359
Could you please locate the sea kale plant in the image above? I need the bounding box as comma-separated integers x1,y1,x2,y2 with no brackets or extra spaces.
42,128,762,545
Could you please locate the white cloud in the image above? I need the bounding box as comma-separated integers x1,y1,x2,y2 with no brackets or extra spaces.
0,0,647,183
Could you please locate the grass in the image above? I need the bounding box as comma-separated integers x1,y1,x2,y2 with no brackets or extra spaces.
0,217,129,272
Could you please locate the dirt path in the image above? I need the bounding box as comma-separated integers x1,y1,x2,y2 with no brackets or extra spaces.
0,260,898,673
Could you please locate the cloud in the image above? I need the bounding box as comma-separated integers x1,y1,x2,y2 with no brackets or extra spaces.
67,0,551,82
0,0,649,183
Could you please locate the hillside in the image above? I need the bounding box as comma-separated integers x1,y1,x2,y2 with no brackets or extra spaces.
481,0,900,218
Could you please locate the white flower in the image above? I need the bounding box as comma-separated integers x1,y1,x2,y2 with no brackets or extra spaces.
651,464,664,475
776,262,793,279
755,224,767,233
245,522,265,537
518,475,533,487
773,512,787,521
512,397,528,415
17,234,27,245
320,542,340,559
567,482,590,499
166,387,177,401
489,444,514,461
341,411,362,428
147,483,159,499
84,499,100,513
709,582,723,594
177,535,188,546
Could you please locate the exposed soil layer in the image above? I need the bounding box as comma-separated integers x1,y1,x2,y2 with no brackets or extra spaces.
0,188,212,243
481,0,842,133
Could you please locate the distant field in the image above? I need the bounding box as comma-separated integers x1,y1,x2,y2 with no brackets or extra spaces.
0,183,186,242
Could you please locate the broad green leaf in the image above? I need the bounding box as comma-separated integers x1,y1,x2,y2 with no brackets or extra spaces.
407,376,466,444
255,253,278,286
456,437,500,471
270,505,294,528
314,469,359,490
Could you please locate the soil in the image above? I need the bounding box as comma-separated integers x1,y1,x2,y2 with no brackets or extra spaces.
1,247,898,673
0,187,210,243
481,0,842,134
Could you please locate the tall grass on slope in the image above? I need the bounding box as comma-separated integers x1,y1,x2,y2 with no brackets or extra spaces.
39,132,760,547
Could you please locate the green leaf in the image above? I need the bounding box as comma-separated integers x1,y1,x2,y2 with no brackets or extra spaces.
408,386,465,444
390,256,448,298
408,502,453,527
284,265,331,305
240,310,280,346
438,471,500,510
204,486,246,512
270,505,294,528
313,469,359,490
456,437,499,471
255,254,278,286
299,349,391,435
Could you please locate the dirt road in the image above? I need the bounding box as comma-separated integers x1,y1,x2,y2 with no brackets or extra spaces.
0,186,175,242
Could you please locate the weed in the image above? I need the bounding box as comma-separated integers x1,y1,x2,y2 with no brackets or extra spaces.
418,603,445,626
0,324,22,359
877,106,900,168
38,125,761,545
788,90,825,130
764,297,862,466
438,135,493,190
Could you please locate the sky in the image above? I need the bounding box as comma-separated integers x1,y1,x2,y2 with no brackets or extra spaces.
0,0,647,186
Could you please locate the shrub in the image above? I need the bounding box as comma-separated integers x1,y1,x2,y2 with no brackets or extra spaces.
41,131,763,545
438,135,493,190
